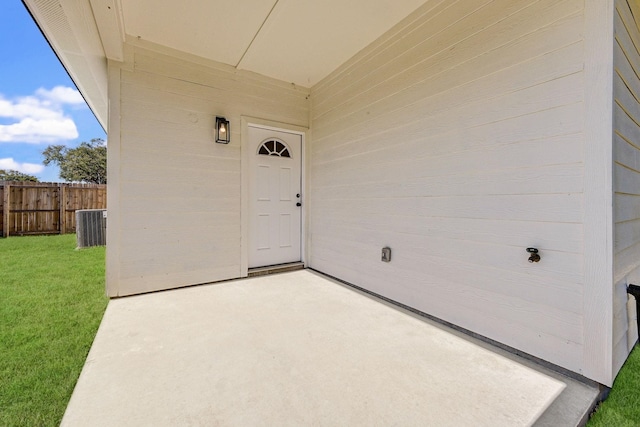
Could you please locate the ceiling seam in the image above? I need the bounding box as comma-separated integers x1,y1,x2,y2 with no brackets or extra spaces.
235,0,280,69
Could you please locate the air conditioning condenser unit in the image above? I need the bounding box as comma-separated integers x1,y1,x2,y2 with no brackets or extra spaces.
76,209,107,248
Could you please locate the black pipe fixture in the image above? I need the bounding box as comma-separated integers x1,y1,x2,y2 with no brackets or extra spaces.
526,247,540,263
627,284,640,345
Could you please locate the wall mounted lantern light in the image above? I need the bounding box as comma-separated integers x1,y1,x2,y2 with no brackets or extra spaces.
215,116,230,144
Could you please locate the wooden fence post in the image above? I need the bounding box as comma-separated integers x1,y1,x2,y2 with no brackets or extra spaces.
3,183,10,238
59,183,66,234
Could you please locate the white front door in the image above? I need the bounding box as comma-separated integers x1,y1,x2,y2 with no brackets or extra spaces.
248,126,302,268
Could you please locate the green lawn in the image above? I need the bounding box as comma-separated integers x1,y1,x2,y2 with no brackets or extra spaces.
0,234,107,427
588,344,640,426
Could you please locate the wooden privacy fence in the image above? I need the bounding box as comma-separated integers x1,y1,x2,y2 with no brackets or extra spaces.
0,182,107,237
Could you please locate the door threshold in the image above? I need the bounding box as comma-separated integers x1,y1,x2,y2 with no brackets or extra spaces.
248,262,305,277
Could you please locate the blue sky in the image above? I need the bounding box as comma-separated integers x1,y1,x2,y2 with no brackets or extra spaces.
0,2,106,182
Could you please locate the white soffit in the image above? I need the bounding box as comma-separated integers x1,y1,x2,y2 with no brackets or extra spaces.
89,0,125,61
24,0,429,117
237,0,427,86
120,0,279,67
119,0,427,87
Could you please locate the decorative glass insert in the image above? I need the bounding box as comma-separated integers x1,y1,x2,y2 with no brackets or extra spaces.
258,139,291,158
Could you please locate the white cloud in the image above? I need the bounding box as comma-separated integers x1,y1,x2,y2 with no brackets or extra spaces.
0,117,78,143
0,97,62,120
36,86,85,105
0,158,44,174
0,86,84,143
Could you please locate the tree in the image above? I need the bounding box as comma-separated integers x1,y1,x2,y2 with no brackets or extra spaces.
42,138,107,184
0,169,39,182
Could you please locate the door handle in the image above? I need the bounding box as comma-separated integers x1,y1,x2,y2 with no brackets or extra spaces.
296,202,302,207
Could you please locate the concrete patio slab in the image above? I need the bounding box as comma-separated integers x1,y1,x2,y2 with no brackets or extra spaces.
62,270,599,426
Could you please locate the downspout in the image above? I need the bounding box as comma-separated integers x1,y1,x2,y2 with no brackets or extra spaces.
627,284,640,345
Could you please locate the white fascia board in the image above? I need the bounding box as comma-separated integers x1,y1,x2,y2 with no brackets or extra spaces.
89,0,125,61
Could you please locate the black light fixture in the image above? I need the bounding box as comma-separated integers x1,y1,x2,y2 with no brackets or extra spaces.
215,116,230,144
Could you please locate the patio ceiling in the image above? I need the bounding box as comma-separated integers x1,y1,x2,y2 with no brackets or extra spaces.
23,0,428,127
120,0,427,87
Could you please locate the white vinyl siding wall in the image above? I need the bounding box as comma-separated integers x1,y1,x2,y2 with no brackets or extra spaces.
613,0,640,375
106,44,309,296
309,0,586,374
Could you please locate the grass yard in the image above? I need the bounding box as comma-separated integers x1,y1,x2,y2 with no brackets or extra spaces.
0,234,107,426
588,345,640,426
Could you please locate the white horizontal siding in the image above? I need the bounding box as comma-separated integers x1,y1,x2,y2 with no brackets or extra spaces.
109,44,309,296
612,0,640,376
309,0,586,374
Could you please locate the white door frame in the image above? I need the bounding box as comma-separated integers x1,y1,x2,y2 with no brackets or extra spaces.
240,116,309,277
